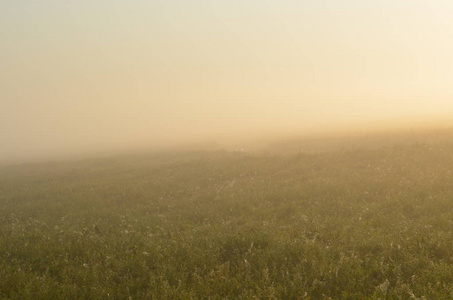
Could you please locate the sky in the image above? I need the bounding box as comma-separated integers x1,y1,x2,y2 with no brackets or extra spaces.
1,0,453,161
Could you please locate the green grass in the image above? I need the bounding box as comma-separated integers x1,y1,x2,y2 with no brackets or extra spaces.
2,137,453,299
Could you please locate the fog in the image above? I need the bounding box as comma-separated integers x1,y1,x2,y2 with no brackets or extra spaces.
2,1,453,162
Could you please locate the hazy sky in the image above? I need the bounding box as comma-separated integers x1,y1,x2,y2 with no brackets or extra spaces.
2,0,453,160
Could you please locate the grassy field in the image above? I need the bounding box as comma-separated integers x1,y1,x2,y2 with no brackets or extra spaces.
2,131,453,299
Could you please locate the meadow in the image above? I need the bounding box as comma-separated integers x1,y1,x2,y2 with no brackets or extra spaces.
2,130,453,299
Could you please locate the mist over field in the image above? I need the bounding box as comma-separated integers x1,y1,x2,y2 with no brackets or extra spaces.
2,1,453,162
2,0,453,299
